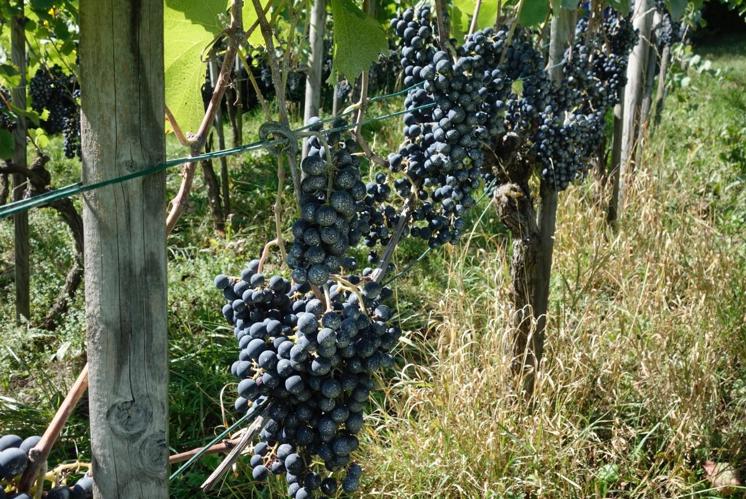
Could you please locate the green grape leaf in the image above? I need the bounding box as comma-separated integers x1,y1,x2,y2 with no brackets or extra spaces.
665,0,687,19
164,0,225,135
605,0,630,15
518,0,549,26
0,63,20,89
31,128,50,149
9,104,42,127
450,0,499,42
330,0,388,81
0,129,13,160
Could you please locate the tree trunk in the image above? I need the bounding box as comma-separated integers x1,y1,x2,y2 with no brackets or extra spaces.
80,0,169,496
607,97,624,228
520,2,575,396
493,182,539,378
11,2,30,323
618,0,654,217
651,43,671,132
302,0,326,157
231,55,243,148
209,58,231,218
201,134,226,233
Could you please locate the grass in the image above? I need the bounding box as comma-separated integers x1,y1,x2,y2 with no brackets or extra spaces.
1,33,746,498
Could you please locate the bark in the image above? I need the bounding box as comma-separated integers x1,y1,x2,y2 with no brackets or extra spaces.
201,134,226,233
0,155,84,331
493,183,540,376
651,44,671,132
210,58,231,217
522,2,575,396
166,2,244,234
607,98,624,228
635,16,660,168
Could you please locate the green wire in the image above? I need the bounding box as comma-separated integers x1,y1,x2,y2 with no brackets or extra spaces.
0,87,429,220
169,396,269,481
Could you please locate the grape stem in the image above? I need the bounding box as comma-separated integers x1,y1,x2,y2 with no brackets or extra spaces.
252,0,303,212
323,284,333,312
258,238,279,273
201,415,269,491
18,363,89,492
499,0,523,65
373,196,413,284
32,461,46,499
468,0,483,36
274,156,287,262
352,0,388,168
237,44,272,120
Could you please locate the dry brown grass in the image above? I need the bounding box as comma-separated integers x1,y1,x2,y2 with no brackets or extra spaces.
357,136,746,498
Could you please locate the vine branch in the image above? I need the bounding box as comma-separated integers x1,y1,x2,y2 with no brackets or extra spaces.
18,364,89,492
166,0,245,234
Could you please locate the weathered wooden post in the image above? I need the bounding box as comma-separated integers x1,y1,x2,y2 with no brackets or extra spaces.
79,0,169,496
11,0,30,323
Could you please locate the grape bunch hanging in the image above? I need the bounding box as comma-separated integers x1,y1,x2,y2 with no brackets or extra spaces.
29,66,80,159
215,257,399,497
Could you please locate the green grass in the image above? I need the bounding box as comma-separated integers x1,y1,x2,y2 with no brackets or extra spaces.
2,33,746,498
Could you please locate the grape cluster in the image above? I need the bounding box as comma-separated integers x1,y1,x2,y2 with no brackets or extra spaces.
286,119,367,286
29,66,78,140
533,110,604,190
62,89,81,159
214,258,400,498
0,434,92,499
654,1,684,48
530,10,637,189
0,87,16,131
386,8,515,247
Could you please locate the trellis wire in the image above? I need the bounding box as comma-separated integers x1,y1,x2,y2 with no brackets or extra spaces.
0,93,433,220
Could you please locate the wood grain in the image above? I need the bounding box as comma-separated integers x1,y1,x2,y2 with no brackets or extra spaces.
80,0,169,496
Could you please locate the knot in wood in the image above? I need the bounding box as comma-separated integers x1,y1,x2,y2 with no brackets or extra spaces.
138,431,168,478
106,399,152,439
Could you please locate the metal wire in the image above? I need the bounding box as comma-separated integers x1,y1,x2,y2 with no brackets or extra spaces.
0,88,430,220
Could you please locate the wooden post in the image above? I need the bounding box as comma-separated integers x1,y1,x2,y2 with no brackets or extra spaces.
303,0,326,157
11,0,30,323
618,0,654,216
80,0,169,497
635,12,660,168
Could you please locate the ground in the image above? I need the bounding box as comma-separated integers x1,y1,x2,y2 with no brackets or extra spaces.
0,33,744,498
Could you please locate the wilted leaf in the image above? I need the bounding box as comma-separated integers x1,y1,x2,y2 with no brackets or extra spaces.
703,461,741,496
